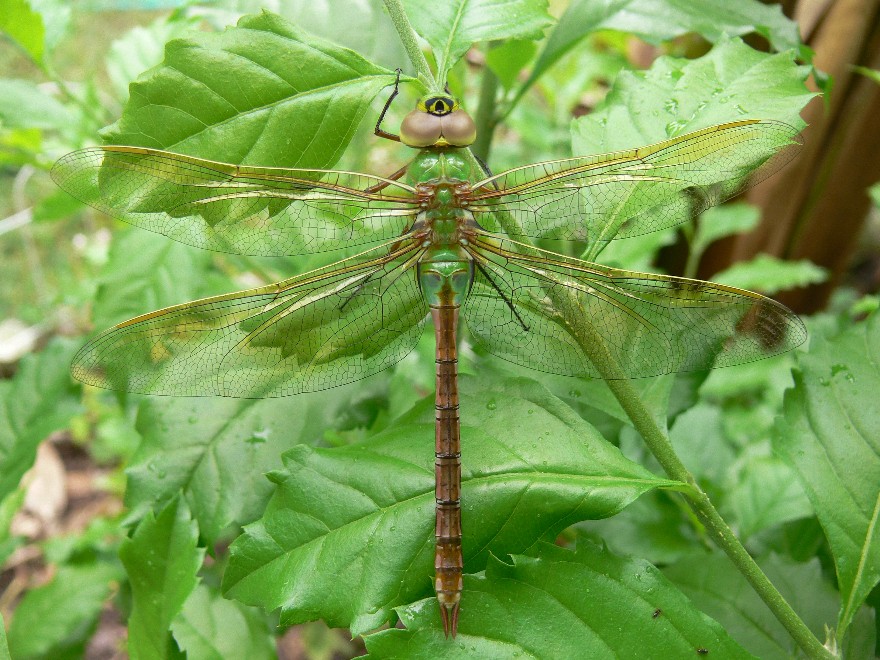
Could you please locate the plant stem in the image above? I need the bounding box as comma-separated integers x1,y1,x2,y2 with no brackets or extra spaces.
471,54,500,162
382,0,437,91
603,375,834,659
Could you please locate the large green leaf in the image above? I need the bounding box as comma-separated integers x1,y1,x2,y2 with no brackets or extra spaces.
775,311,880,642
403,0,553,83
125,389,360,545
0,0,45,63
171,585,275,660
573,36,813,155
665,552,874,659
363,543,751,657
0,79,72,130
223,377,682,635
6,563,120,660
101,11,397,168
526,0,801,94
120,497,205,660
0,339,80,503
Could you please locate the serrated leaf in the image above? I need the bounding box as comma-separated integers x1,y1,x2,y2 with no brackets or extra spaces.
0,0,45,62
714,255,827,296
775,311,880,641
0,339,81,502
171,584,274,660
527,0,800,95
573,36,813,155
223,377,682,635
7,563,120,660
101,11,397,168
665,553,856,659
364,543,751,658
120,497,205,660
403,0,553,83
125,389,358,545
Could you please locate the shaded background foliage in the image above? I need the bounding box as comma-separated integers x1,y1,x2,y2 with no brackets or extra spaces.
0,1,879,658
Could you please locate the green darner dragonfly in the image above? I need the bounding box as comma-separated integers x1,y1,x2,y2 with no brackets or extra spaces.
52,78,806,638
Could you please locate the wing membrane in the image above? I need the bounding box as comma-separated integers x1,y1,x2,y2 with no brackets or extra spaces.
72,241,429,397
52,146,421,256
469,120,801,244
463,234,806,379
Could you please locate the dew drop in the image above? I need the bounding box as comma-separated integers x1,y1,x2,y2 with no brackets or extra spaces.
486,399,497,411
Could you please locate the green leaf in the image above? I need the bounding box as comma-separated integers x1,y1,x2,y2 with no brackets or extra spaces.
713,255,827,296
528,0,800,95
364,543,751,657
90,228,218,333
0,339,81,503
223,377,682,635
573,36,814,155
171,584,274,660
125,390,358,545
485,39,538,89
775,311,880,641
0,79,72,130
665,553,853,659
7,563,120,660
690,204,761,260
120,497,205,660
403,0,553,84
725,455,812,540
0,0,45,62
0,612,8,660
101,11,397,168
105,15,202,102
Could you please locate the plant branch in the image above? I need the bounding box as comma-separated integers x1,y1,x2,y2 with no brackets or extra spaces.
382,0,437,91
471,52,500,162
602,375,833,659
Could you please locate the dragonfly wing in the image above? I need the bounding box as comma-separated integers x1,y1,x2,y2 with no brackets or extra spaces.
72,242,429,397
52,146,421,256
469,120,800,244
463,235,806,379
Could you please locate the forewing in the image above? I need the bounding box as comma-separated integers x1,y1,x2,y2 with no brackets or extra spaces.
72,242,429,397
463,236,806,379
52,146,421,256
469,120,801,244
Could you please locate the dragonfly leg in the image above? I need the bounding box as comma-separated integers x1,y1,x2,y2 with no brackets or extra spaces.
469,150,500,191
364,163,409,194
375,68,403,143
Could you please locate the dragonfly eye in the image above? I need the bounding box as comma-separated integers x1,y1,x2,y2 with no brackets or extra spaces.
423,96,456,116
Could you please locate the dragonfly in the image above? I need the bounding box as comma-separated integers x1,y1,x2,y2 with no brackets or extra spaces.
53,75,806,638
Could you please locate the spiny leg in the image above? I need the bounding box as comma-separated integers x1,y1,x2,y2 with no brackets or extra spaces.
364,163,409,194
375,68,403,143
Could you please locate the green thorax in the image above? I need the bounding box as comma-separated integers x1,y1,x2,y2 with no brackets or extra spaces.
409,149,475,308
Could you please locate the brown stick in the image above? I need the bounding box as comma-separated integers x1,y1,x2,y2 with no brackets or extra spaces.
431,305,462,638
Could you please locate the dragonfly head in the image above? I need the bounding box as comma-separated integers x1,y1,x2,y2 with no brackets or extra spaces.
401,95,477,149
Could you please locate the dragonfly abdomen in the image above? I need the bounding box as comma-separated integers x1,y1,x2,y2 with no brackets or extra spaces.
432,304,463,638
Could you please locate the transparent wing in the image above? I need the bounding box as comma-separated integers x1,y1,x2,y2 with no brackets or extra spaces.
463,234,806,379
468,120,801,244
52,146,421,256
72,241,429,397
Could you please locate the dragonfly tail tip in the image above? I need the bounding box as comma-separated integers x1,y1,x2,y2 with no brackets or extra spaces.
440,602,460,638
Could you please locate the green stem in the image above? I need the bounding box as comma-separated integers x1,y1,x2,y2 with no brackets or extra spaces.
602,375,833,659
382,0,436,91
471,53,500,162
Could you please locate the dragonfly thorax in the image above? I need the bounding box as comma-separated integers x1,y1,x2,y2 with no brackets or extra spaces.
417,246,473,308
